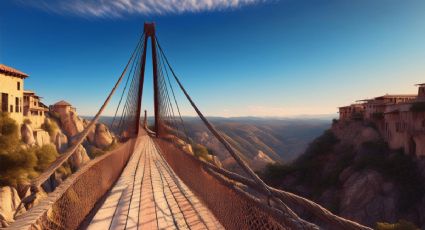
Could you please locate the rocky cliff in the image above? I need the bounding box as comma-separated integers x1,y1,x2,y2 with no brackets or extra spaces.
0,105,116,227
261,120,425,228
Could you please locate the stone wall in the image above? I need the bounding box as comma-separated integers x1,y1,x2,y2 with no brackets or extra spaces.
0,73,24,125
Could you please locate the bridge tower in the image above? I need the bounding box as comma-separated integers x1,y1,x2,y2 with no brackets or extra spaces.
135,22,162,137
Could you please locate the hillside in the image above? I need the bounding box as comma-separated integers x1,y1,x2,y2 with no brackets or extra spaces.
97,116,331,171
261,120,425,228
181,117,331,171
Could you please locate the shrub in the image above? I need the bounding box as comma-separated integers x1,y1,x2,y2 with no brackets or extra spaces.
88,145,106,158
0,112,20,151
376,219,419,230
192,144,210,159
41,118,59,137
34,145,59,172
0,148,38,187
262,163,294,186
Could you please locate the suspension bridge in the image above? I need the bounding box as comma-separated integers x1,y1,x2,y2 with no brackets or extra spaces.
8,23,373,230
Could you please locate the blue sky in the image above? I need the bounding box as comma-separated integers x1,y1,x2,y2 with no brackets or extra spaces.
1,0,425,117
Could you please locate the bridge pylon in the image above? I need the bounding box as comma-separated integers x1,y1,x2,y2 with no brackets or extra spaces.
135,22,162,137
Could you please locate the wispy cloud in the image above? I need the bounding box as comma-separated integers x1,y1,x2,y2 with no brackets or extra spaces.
20,0,265,18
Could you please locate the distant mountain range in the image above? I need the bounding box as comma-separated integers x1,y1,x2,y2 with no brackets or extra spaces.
180,117,332,171
92,116,332,171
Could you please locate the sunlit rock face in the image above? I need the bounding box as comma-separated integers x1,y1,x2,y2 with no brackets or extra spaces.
93,123,114,149
69,144,90,170
54,130,68,153
21,123,35,146
340,169,397,226
34,130,51,147
58,111,85,138
0,186,25,227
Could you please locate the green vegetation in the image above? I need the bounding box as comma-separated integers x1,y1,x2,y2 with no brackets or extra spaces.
263,129,345,191
192,144,210,159
261,163,294,186
87,139,119,159
0,112,60,187
34,145,59,172
192,143,216,164
376,219,419,230
354,142,425,211
410,102,425,112
301,130,339,158
41,118,60,137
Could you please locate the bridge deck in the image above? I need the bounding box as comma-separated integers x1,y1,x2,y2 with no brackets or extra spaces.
87,135,224,230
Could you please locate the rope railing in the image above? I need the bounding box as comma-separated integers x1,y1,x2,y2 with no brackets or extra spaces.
154,38,372,230
155,39,319,230
14,32,146,219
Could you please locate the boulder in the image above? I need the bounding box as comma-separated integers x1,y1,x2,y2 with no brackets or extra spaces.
34,130,51,147
20,124,35,146
94,123,114,149
59,111,85,138
340,170,398,226
69,145,90,170
54,131,68,153
0,187,26,227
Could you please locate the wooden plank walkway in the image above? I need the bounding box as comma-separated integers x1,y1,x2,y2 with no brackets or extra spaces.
87,135,224,230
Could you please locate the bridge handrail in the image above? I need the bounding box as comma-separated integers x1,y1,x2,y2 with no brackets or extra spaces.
198,159,372,230
12,34,145,221
31,35,142,189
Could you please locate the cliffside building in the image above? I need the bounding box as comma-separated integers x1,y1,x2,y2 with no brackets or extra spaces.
338,104,364,120
339,84,425,157
50,100,76,116
0,64,49,129
23,91,49,128
0,64,28,125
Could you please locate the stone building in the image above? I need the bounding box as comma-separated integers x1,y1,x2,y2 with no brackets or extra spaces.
339,84,425,157
338,104,364,120
50,100,76,116
383,85,425,157
0,64,27,125
23,91,49,129
362,94,416,120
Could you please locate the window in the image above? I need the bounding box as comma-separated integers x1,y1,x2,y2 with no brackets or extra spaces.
1,93,8,112
10,105,13,113
15,98,19,112
17,82,21,90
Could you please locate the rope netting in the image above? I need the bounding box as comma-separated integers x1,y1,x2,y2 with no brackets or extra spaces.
9,30,147,229
152,36,373,230
9,22,373,230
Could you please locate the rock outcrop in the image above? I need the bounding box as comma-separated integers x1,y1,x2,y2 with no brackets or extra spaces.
340,170,397,226
0,187,25,227
34,130,51,147
93,123,114,149
54,130,68,153
69,144,90,170
20,124,35,146
58,111,85,138
264,120,425,228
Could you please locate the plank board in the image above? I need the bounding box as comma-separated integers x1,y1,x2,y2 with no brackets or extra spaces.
87,134,224,230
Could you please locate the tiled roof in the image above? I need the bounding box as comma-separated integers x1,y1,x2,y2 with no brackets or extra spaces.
0,64,29,78
54,100,72,106
375,94,416,99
